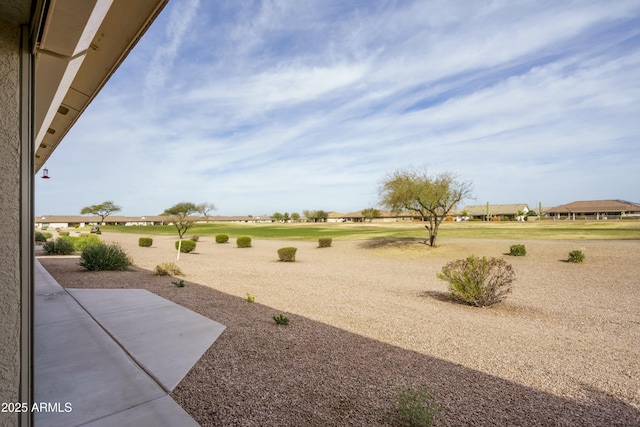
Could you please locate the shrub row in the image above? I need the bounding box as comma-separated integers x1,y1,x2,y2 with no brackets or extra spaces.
42,238,75,255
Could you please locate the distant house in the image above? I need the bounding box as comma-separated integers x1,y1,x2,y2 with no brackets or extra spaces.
331,210,417,223
203,215,272,223
544,200,640,220
463,204,530,221
35,215,167,228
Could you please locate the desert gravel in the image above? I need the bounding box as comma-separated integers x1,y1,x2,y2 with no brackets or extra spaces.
38,232,640,426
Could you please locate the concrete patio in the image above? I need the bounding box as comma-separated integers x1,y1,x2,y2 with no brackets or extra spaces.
34,259,225,426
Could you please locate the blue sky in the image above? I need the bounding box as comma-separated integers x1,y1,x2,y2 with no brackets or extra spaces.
35,0,640,216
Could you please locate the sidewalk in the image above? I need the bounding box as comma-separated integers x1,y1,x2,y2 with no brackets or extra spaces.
34,259,225,426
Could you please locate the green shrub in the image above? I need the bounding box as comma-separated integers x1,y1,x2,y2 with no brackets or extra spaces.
509,244,526,256
42,238,75,255
138,237,153,247
175,240,197,253
568,250,585,263
392,386,440,427
273,314,290,325
35,231,47,243
79,243,131,271
172,279,185,288
43,231,53,239
277,247,297,262
73,235,102,252
318,237,333,248
246,293,255,303
78,233,90,238
236,236,252,248
437,255,515,307
58,230,70,237
155,261,183,276
215,234,229,243
190,235,199,242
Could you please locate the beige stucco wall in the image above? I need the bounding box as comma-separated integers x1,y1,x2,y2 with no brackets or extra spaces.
0,18,22,427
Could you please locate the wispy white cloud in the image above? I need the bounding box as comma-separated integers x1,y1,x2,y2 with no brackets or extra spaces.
144,0,200,103
36,0,640,216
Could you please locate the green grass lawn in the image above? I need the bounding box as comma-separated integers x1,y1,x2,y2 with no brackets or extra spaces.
100,220,640,241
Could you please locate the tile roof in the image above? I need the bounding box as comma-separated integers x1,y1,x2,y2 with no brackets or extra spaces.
545,200,640,214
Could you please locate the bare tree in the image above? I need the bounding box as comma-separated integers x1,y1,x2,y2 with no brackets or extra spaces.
379,168,473,247
195,202,217,222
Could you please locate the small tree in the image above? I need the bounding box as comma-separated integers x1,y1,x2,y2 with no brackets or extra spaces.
283,212,290,222
195,202,217,222
290,212,300,222
303,209,317,222
80,201,121,224
163,202,198,239
379,168,473,247
316,210,328,222
361,207,381,222
272,212,284,222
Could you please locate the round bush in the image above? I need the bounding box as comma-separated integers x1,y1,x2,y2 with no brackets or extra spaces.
73,235,103,252
175,240,197,253
568,250,585,263
509,244,526,256
42,238,75,255
277,247,297,262
215,234,229,244
58,230,70,236
190,235,199,242
155,261,182,276
35,231,47,243
437,255,515,307
236,236,252,248
139,237,153,247
318,237,332,248
79,243,131,271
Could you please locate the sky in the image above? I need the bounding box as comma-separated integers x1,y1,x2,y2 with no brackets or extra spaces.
35,0,640,217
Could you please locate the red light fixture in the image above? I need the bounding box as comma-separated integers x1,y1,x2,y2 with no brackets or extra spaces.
42,168,50,179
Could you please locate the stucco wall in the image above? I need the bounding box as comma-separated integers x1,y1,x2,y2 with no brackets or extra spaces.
0,18,22,426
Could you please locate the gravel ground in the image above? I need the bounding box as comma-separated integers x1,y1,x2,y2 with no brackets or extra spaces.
38,232,640,426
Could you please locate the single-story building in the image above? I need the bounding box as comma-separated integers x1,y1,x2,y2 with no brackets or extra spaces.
463,204,531,221
35,215,169,228
544,200,640,220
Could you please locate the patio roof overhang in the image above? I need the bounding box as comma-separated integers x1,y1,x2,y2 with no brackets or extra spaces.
27,0,168,172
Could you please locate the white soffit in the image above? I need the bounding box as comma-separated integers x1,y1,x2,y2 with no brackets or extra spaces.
34,0,168,171
35,0,113,147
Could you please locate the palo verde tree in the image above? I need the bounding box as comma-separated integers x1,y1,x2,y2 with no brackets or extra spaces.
80,201,122,224
162,202,198,239
379,168,473,247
